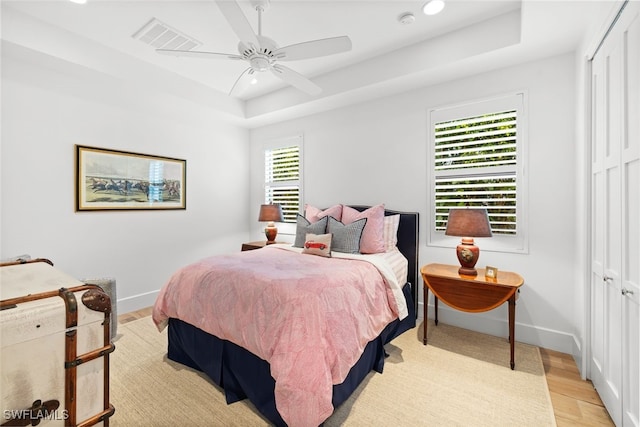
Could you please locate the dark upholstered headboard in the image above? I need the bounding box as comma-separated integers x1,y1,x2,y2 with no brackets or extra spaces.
348,206,419,314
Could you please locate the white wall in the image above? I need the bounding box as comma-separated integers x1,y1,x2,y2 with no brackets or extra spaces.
250,53,579,353
0,19,586,355
1,48,251,314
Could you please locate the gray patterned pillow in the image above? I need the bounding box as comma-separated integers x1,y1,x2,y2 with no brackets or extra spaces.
327,216,367,254
293,215,328,248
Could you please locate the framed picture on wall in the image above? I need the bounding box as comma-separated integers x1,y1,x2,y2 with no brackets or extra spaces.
75,145,186,211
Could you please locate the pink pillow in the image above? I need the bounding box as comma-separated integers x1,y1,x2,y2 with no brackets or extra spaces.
305,204,342,222
342,204,385,254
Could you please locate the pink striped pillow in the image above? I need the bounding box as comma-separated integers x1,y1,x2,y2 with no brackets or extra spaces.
342,204,385,254
383,214,400,251
304,204,343,222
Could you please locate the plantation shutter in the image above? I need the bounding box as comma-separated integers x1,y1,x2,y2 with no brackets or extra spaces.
265,144,300,223
434,110,518,235
428,93,528,254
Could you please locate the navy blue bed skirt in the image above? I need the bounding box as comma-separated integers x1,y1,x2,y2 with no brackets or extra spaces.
166,282,416,426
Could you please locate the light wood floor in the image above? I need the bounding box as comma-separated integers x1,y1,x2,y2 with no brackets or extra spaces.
119,308,614,426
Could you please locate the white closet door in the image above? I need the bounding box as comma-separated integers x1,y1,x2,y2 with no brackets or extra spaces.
591,22,623,423
590,2,640,426
620,3,639,426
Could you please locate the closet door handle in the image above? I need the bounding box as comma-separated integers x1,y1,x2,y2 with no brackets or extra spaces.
603,275,613,283
622,288,634,296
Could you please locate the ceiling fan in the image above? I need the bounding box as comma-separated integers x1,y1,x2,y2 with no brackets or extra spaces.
156,0,352,96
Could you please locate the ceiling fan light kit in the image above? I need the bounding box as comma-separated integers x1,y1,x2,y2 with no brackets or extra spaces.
423,0,445,16
155,0,352,97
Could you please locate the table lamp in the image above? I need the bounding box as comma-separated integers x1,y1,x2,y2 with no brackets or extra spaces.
258,204,284,244
445,208,492,276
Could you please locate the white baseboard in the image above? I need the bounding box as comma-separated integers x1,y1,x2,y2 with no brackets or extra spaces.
572,334,586,379
418,302,577,355
116,290,160,317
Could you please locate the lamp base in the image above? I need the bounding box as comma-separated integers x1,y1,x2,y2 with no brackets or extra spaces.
456,238,480,276
265,226,278,244
457,266,478,276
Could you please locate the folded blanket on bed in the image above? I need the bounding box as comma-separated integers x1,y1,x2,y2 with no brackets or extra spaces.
152,245,406,427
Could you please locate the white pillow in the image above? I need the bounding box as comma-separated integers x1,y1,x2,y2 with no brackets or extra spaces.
383,214,400,252
302,233,332,257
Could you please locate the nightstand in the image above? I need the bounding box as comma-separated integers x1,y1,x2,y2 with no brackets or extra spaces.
241,241,278,251
421,263,524,369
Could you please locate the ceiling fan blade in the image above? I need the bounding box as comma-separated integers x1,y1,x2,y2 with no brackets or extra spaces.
229,68,255,97
215,0,260,48
274,36,352,61
156,49,242,60
271,64,322,96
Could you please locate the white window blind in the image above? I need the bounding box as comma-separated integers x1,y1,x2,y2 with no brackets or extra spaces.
428,94,527,253
264,141,301,223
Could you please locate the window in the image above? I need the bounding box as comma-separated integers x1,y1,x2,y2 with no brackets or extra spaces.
428,93,527,253
264,135,303,223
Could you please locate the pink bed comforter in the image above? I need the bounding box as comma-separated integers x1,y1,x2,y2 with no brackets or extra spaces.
152,245,402,427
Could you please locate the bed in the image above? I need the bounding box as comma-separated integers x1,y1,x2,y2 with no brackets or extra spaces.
152,205,418,426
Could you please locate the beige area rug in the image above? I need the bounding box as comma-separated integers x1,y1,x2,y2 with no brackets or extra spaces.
110,317,556,427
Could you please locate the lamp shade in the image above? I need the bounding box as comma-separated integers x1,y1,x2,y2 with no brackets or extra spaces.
445,208,492,238
258,204,284,223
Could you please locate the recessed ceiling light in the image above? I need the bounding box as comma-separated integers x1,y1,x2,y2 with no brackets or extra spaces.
423,0,445,15
69,0,87,4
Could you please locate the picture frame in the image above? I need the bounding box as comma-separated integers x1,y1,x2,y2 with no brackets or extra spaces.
485,266,499,279
75,145,186,211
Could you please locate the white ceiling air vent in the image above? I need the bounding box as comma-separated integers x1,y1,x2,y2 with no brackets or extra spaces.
132,18,202,51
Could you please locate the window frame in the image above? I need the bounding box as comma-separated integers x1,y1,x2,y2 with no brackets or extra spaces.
427,92,529,254
263,135,304,234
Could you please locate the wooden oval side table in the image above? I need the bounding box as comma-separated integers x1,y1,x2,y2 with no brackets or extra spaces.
421,263,524,369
